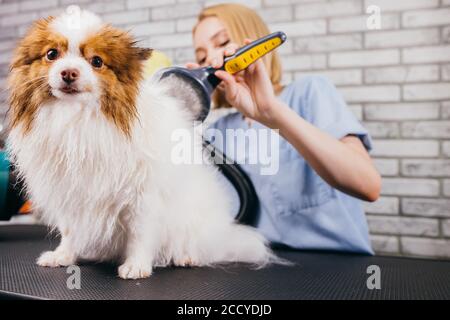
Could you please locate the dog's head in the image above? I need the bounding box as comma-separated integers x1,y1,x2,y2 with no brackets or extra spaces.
8,10,152,136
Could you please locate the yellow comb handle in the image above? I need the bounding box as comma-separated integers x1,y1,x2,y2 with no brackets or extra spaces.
224,37,283,74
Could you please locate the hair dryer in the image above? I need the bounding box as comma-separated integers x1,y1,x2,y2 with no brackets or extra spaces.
155,31,287,122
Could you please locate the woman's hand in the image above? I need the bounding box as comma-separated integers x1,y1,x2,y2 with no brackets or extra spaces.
187,39,281,128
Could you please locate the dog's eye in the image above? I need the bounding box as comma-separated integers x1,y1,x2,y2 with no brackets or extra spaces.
46,49,58,61
91,56,103,68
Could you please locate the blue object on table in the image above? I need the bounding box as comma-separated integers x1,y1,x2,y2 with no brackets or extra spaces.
0,151,26,220
0,151,9,212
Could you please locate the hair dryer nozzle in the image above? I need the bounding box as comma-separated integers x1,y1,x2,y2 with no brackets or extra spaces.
156,66,221,122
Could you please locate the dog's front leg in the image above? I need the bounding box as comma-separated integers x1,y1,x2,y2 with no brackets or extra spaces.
118,194,162,280
37,226,77,267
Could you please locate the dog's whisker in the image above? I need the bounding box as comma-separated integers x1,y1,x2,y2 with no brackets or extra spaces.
0,75,49,94
7,75,48,87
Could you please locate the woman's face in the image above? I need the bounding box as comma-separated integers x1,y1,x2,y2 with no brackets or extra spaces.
193,17,231,67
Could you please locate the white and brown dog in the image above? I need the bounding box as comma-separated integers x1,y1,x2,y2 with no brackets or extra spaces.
7,10,276,279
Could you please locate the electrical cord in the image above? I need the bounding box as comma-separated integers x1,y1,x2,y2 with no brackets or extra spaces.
202,139,259,226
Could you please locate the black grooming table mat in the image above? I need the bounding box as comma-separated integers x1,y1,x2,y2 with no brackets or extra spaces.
1,224,450,300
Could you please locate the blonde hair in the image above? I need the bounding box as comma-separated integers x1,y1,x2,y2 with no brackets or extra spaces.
193,3,283,109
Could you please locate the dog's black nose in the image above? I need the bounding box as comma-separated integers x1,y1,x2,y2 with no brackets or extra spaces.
61,68,79,84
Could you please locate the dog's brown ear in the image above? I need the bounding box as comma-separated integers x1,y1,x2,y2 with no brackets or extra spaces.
10,17,55,70
136,48,153,61
10,47,29,71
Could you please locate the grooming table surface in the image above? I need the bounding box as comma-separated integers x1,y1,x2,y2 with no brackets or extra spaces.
1,225,449,300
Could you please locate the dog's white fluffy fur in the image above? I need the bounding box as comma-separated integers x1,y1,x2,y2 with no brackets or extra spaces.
7,10,275,279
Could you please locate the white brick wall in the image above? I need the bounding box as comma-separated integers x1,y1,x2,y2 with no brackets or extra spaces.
364,196,399,214
0,0,449,259
402,198,450,217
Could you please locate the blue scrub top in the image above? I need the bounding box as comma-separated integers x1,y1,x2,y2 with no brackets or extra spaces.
205,75,374,255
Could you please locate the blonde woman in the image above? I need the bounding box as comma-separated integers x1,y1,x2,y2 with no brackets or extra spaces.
188,3,381,254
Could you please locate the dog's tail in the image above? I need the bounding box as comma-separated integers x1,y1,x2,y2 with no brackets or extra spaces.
204,223,292,268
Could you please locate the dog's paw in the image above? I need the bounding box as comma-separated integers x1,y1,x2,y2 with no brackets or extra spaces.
36,250,76,268
118,262,152,280
173,257,200,267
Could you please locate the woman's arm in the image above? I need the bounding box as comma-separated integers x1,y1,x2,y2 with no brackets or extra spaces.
267,99,381,202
